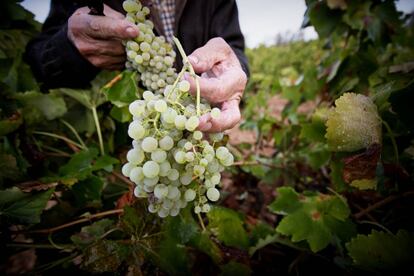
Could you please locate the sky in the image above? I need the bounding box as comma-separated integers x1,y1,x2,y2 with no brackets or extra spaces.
22,0,414,48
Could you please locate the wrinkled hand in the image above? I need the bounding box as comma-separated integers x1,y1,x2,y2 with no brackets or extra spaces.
185,37,247,133
68,5,139,70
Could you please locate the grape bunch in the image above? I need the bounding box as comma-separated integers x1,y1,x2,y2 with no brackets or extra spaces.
123,0,177,94
121,0,234,218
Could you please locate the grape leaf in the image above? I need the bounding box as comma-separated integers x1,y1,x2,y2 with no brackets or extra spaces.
219,261,251,276
71,219,114,248
269,187,352,252
1,188,54,224
14,90,67,123
346,230,414,272
58,148,99,184
207,207,249,250
71,176,104,206
103,71,139,107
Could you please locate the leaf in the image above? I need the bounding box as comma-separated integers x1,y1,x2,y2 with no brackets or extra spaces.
219,261,251,276
92,155,119,172
350,179,377,190
109,105,132,123
0,187,26,206
249,233,306,256
269,187,352,252
0,153,22,182
0,111,22,136
207,207,249,250
325,93,382,152
346,230,414,272
300,121,326,143
342,144,380,185
58,148,99,184
81,240,130,273
71,176,104,205
14,91,67,122
308,1,342,37
2,188,54,224
71,219,114,248
103,71,139,107
120,205,144,235
189,232,222,264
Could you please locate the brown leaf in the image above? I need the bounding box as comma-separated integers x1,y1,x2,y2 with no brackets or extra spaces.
342,144,381,183
116,185,135,209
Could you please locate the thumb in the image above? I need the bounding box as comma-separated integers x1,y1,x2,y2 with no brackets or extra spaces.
87,16,139,39
188,37,231,73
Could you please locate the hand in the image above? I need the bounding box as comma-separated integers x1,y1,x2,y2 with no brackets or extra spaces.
185,37,247,132
67,5,139,70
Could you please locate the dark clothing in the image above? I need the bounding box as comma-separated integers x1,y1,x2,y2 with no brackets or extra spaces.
25,0,249,89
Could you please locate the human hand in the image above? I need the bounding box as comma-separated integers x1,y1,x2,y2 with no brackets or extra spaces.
185,37,247,133
67,5,139,70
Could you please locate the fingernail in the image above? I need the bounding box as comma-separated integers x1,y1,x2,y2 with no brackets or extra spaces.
188,55,198,64
126,27,137,37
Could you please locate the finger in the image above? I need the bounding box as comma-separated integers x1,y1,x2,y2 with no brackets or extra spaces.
78,39,125,56
86,16,139,39
103,4,125,19
184,66,246,104
187,37,233,73
198,100,241,133
89,55,126,69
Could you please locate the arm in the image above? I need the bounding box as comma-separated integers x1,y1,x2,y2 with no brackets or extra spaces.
25,1,139,89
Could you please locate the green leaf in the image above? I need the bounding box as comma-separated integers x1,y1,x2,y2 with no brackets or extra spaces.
1,188,54,224
268,186,301,214
346,230,414,272
207,207,249,250
14,91,67,123
103,71,139,107
81,240,130,273
92,155,119,172
71,219,114,248
269,187,352,252
120,205,144,235
308,1,342,37
189,232,222,264
109,105,132,123
219,261,251,276
58,148,99,184
0,187,26,206
300,121,326,143
0,153,22,182
0,111,23,136
71,176,104,205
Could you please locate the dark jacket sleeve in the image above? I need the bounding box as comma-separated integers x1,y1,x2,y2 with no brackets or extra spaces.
24,0,100,89
210,0,249,77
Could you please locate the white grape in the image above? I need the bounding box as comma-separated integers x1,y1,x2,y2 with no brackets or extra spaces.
141,137,158,152
142,161,160,178
206,187,220,201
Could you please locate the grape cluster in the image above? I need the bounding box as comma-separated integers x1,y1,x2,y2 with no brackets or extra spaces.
121,0,234,218
123,0,177,94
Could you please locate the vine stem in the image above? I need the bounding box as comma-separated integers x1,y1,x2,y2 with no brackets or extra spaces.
92,106,105,156
173,37,201,116
60,119,87,150
32,131,84,150
197,213,206,232
26,209,124,234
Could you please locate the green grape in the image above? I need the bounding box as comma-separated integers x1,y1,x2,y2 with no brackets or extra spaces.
206,187,220,201
184,141,193,151
179,80,190,92
202,204,211,213
143,176,159,187
127,148,145,165
128,120,145,140
184,189,196,201
130,167,144,183
154,99,167,112
142,160,160,178
151,149,167,163
142,90,154,101
167,186,180,199
210,173,221,185
123,0,140,12
199,158,208,167
134,185,146,197
194,206,202,214
216,146,229,160
193,165,205,176
159,135,174,150
167,169,179,181
211,107,221,119
180,173,192,185
185,152,195,162
141,137,158,152
121,162,134,177
185,116,199,131
193,131,203,140
159,161,171,176
129,100,146,116
154,183,168,199
174,151,186,164
174,115,187,130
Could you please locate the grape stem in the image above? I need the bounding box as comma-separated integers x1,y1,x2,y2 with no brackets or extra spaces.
173,37,201,116
92,106,105,156
197,212,206,231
